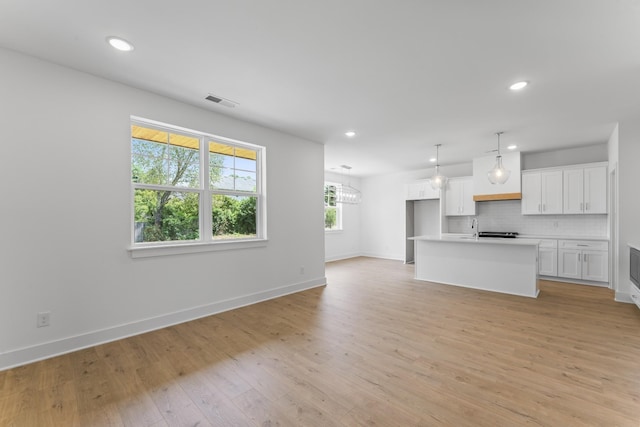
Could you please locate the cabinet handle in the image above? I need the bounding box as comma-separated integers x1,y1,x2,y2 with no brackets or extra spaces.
584,254,588,262
586,202,590,211
543,203,546,212
538,203,541,212
578,253,581,262
580,202,583,211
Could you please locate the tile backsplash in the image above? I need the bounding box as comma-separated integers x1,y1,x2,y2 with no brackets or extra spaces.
447,200,608,237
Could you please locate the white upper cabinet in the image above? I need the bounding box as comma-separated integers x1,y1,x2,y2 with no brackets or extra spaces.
445,177,475,216
584,166,607,214
563,164,607,214
521,170,563,215
406,179,440,200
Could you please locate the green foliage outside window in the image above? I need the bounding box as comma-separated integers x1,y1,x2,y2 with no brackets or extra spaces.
132,131,258,242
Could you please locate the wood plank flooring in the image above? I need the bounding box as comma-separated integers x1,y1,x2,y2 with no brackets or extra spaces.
2,256,640,426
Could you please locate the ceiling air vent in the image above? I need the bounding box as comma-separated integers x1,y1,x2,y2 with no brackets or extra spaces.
205,94,238,108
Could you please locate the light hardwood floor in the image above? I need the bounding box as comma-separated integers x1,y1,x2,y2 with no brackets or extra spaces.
2,257,640,426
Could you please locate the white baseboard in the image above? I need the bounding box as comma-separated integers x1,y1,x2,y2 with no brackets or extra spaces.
615,292,633,303
0,277,326,371
359,252,405,261
325,252,362,262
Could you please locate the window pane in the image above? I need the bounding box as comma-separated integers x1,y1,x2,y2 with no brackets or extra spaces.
132,137,168,185
235,155,257,172
235,170,257,192
210,167,235,190
132,126,200,187
212,195,257,239
134,189,200,242
167,144,199,188
325,207,338,230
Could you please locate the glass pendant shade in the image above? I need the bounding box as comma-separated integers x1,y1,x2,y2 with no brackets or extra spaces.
487,155,511,184
335,165,361,204
336,184,361,204
430,144,447,190
430,166,448,190
487,132,510,185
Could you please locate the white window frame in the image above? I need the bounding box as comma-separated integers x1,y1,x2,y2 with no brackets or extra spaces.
129,116,267,258
324,182,343,232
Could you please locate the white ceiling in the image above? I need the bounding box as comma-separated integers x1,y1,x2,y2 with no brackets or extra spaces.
1,0,639,176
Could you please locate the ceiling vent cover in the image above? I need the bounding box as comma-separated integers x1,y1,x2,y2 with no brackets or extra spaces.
205,94,238,108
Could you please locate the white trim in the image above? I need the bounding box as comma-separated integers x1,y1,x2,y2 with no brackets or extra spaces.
615,292,633,303
130,116,266,251
128,238,268,258
0,277,326,371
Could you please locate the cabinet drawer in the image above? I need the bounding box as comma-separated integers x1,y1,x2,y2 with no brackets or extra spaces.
558,240,608,251
538,239,558,249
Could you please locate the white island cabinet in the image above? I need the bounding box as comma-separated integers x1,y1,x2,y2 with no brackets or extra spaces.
410,236,540,298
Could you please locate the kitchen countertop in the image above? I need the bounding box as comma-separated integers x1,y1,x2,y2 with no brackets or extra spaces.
410,235,540,246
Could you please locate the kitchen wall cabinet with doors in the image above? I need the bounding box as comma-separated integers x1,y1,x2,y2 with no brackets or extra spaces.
558,239,609,283
521,170,563,215
538,239,558,277
406,179,440,200
445,176,475,216
563,163,607,214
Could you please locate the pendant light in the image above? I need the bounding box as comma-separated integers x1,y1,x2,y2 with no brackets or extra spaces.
430,144,448,190
487,132,511,185
335,165,361,204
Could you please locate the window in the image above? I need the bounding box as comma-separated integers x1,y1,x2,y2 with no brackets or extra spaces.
324,182,342,231
131,118,265,253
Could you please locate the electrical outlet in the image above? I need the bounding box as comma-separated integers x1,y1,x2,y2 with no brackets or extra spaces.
37,311,50,328
300,266,305,275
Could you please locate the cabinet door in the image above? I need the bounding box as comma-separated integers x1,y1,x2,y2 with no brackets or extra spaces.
444,179,461,215
521,172,542,214
584,166,607,214
563,168,584,214
582,250,608,282
407,180,439,200
538,248,558,276
460,178,476,216
541,171,563,214
558,249,581,279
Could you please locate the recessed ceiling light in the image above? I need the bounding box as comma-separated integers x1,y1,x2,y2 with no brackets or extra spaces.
509,81,528,91
345,131,356,137
507,144,517,150
429,157,437,163
106,36,134,52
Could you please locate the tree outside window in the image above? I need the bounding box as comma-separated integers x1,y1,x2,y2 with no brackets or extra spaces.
324,183,342,231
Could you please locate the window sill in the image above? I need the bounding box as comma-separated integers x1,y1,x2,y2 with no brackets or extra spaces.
325,229,344,234
128,239,268,258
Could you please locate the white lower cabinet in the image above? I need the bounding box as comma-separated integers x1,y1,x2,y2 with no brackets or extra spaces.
557,240,608,283
538,239,558,276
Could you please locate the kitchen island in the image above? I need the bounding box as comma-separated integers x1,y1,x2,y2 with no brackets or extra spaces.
409,235,540,298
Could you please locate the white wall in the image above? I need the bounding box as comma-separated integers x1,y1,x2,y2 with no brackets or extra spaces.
0,48,326,370
360,164,471,260
324,171,361,261
616,119,640,301
522,144,608,170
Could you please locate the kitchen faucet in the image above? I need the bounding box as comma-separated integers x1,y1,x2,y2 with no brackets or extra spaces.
471,218,479,240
